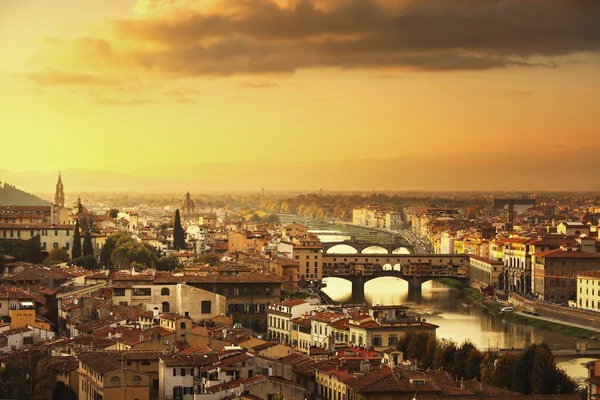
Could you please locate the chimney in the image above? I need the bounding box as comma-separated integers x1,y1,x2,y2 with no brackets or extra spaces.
153,307,159,317
460,378,465,390
268,366,273,376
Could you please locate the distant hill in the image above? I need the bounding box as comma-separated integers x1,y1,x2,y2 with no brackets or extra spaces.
0,182,50,206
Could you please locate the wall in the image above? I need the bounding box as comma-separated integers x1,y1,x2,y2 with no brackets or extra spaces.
510,293,600,329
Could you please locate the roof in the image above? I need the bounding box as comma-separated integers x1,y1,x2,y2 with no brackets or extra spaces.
532,249,600,259
468,255,504,265
278,299,307,307
161,353,219,367
78,352,121,374
0,285,35,300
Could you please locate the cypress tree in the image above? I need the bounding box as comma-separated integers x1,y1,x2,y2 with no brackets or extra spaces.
83,231,94,257
173,209,186,250
72,220,82,259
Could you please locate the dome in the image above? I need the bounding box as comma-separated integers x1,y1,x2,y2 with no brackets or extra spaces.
181,192,195,209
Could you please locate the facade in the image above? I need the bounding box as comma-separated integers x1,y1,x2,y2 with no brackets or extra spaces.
269,258,300,292
557,221,591,236
110,278,226,320
532,249,600,301
292,236,323,281
576,272,600,311
228,231,270,253
0,223,75,254
281,223,309,240
469,255,504,289
267,299,315,345
78,352,150,400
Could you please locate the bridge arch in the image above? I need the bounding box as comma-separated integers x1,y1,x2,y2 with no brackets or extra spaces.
326,244,358,254
382,263,392,271
361,245,389,254
392,247,411,254
392,263,401,271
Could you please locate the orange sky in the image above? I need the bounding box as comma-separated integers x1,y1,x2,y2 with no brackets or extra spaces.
1,0,600,190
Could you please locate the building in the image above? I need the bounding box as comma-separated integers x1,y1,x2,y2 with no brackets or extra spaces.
532,248,600,302
469,255,504,289
267,299,315,345
158,353,218,400
0,223,75,254
228,231,270,253
269,257,300,292
111,274,226,320
576,272,600,311
78,352,151,400
557,221,591,236
281,223,309,240
54,172,65,208
292,235,323,281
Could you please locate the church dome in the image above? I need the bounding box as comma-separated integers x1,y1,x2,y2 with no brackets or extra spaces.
181,192,195,210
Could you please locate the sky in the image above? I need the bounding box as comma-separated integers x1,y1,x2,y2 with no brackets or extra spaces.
1,0,600,191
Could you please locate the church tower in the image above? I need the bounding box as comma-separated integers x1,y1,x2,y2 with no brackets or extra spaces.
54,172,65,208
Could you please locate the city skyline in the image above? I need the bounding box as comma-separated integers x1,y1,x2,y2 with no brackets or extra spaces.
2,0,600,191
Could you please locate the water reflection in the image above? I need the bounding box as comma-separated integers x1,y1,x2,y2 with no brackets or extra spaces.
365,277,408,305
316,234,352,243
322,276,600,375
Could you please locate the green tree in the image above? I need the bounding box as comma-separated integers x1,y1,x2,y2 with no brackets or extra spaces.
406,333,429,360
72,220,82,259
44,248,70,265
197,252,220,266
21,234,44,263
266,214,279,224
108,208,119,218
249,213,262,223
433,339,457,371
531,343,576,395
83,231,94,256
173,209,186,250
156,254,180,271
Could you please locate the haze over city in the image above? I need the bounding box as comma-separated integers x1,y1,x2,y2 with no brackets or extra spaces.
2,0,600,192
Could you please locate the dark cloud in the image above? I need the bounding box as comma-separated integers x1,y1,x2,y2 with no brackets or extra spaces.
35,0,600,76
19,68,121,87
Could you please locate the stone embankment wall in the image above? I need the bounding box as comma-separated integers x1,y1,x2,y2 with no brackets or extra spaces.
510,293,600,329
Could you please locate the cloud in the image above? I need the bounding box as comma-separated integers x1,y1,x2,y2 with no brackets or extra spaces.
164,88,202,96
19,68,121,87
29,0,600,78
239,81,279,88
505,90,534,96
93,97,154,106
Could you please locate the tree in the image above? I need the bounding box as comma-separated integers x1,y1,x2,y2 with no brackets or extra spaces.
108,208,119,218
249,213,262,223
173,209,186,250
72,220,82,259
512,343,538,394
481,352,496,384
421,335,437,369
52,381,78,400
44,248,70,265
83,231,94,257
74,254,98,270
530,343,576,395
454,340,476,379
21,234,44,263
433,339,457,371
492,352,516,389
464,347,483,380
197,252,220,266
156,254,180,271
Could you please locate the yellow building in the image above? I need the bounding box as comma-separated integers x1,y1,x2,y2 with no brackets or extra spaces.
78,352,151,400
282,223,309,240
9,302,52,331
577,272,600,311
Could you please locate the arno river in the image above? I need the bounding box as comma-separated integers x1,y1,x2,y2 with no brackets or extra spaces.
278,215,600,381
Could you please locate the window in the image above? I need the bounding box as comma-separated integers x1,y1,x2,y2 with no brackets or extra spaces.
173,369,177,377
111,376,121,382
388,336,398,346
183,387,194,395
181,368,186,377
133,375,142,381
133,288,151,296
66,230,70,236
113,288,125,297
372,336,382,346
162,302,170,313
161,288,170,296
180,322,186,329
55,230,59,236
142,360,151,366
201,300,212,314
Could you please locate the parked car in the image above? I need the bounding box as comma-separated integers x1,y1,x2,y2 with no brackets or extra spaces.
500,307,514,313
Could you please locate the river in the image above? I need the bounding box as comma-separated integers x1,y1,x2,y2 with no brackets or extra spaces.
322,276,600,382
278,215,599,381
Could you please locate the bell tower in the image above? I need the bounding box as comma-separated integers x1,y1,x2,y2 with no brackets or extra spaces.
54,172,65,208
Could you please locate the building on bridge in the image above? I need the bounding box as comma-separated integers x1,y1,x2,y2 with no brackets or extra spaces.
278,234,324,282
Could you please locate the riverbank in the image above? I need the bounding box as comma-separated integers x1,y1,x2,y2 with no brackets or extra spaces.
439,279,600,339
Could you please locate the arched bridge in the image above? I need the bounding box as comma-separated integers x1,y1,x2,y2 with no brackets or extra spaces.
321,238,414,255
321,254,469,302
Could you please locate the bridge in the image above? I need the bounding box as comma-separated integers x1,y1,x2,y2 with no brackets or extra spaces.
321,238,414,255
321,253,470,303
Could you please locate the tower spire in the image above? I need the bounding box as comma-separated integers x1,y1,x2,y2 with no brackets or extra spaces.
54,172,65,208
